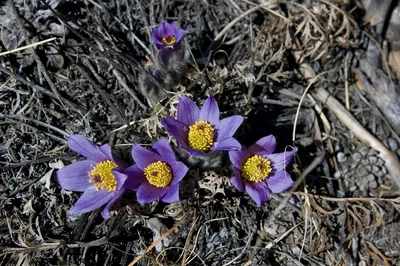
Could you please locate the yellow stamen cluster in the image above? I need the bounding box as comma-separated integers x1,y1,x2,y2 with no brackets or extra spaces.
241,155,272,182
188,120,215,152
161,36,176,45
144,161,173,188
88,160,118,191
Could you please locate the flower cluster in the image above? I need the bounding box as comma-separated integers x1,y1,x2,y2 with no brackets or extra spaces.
57,95,297,218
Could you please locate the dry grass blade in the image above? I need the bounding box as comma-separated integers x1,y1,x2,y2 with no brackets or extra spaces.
312,87,400,190
0,37,57,57
292,71,330,142
128,213,188,266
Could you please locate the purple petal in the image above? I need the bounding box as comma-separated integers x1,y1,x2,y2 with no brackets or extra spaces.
68,135,108,162
131,143,161,170
158,22,167,37
248,135,277,155
152,138,176,162
57,160,92,192
123,165,146,191
160,118,189,148
113,171,127,191
101,188,125,219
160,183,180,203
231,168,245,192
99,144,126,169
228,150,249,169
177,96,200,126
175,29,186,42
266,171,294,193
218,115,243,140
199,95,220,127
136,182,168,205
151,27,159,39
244,182,270,207
211,137,241,151
266,147,298,172
69,187,114,215
164,22,175,36
169,161,188,185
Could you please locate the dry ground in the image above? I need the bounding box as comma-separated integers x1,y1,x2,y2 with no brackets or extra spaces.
1,0,400,265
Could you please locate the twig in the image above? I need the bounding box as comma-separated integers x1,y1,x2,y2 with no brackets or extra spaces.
294,192,400,203
222,230,255,266
0,37,57,57
0,114,69,137
112,69,147,109
293,50,400,190
128,213,188,266
12,3,65,109
292,71,330,141
271,151,326,219
344,52,350,109
180,212,198,266
312,87,400,190
0,65,85,113
71,60,125,122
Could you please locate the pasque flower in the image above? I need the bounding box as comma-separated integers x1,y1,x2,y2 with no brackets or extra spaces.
228,135,297,207
161,95,243,156
124,138,188,205
152,21,186,50
57,135,127,219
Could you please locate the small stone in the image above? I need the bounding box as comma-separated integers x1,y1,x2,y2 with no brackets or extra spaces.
359,147,369,156
352,153,362,162
382,167,387,175
366,174,375,182
388,138,399,151
333,171,342,178
358,182,366,192
372,166,380,173
337,152,347,163
368,149,377,156
365,165,372,172
335,144,341,152
369,156,378,164
342,167,349,174
369,180,378,189
369,191,378,197
350,185,357,192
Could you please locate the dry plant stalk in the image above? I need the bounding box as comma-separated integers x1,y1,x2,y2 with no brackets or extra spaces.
294,54,400,190
128,214,188,266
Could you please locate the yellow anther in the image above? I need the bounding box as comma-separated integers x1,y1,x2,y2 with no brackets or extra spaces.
161,36,176,45
188,120,215,152
241,155,272,182
144,161,173,188
88,160,118,191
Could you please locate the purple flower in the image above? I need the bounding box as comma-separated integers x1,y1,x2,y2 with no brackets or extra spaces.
152,21,185,50
161,95,243,156
124,138,188,205
228,135,297,207
57,135,127,219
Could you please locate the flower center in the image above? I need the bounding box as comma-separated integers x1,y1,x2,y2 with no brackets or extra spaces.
241,155,272,182
161,36,176,45
144,161,173,188
88,160,118,191
187,120,215,152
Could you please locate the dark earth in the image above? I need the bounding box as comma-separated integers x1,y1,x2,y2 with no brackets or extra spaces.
1,0,400,265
